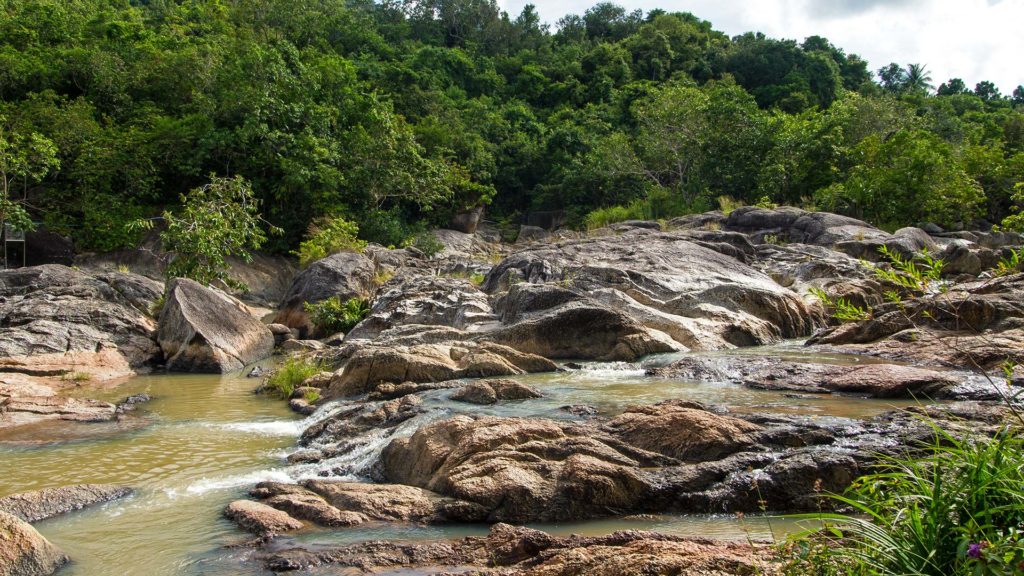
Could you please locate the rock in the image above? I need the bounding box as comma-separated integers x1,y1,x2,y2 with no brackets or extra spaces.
381,414,668,522
516,225,551,243
649,356,984,400
274,252,377,336
367,381,458,401
448,207,485,234
603,401,762,461
724,207,889,249
0,485,133,523
483,231,816,354
223,500,304,536
157,278,275,373
0,511,68,576
0,265,161,374
938,240,982,276
346,274,498,341
115,393,151,414
0,396,117,429
288,398,316,415
299,480,489,523
259,522,779,575
279,339,324,353
451,379,542,405
246,366,266,378
325,341,556,399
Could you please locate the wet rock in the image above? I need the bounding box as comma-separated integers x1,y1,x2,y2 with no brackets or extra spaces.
288,398,316,415
649,356,984,399
451,379,542,405
367,381,457,401
301,480,489,523
246,366,266,378
115,393,151,415
0,485,133,523
0,511,68,576
157,278,275,373
259,522,778,575
561,404,599,417
274,252,377,336
223,500,303,536
324,341,556,399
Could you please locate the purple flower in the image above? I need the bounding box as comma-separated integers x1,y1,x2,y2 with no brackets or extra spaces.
967,542,984,559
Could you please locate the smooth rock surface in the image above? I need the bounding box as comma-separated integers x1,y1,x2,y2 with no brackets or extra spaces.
0,511,68,576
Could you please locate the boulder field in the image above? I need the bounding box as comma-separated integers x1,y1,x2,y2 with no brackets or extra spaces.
1,208,1022,574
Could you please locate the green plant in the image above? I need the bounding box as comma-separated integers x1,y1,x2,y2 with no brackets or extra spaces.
117,264,130,273
995,247,1023,277
763,233,782,245
874,246,945,293
809,287,870,322
303,388,321,404
293,216,366,268
718,195,745,215
264,357,323,399
149,294,165,318
755,195,779,209
374,269,395,286
304,297,370,335
132,175,279,288
784,422,1024,576
406,230,443,258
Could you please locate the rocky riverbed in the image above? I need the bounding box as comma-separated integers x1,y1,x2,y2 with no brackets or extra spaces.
1,207,1022,575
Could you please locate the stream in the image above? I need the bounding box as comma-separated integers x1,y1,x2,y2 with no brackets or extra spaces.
0,342,925,575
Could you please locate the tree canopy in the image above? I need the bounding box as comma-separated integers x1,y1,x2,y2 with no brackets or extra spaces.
1,0,1022,252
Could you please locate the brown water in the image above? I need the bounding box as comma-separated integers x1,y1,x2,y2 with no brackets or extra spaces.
0,344,927,575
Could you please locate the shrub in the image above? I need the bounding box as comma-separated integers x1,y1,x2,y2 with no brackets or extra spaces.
304,297,370,335
1000,182,1024,232
583,202,644,230
294,216,366,268
784,422,1024,576
718,195,745,215
264,357,323,399
995,247,1023,277
874,246,945,293
406,230,443,258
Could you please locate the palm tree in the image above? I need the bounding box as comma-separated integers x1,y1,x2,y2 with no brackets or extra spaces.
904,63,934,94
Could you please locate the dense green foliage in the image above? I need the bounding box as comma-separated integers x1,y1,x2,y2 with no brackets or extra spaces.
785,421,1024,576
264,356,324,399
144,175,276,286
294,216,366,268
304,296,370,335
1,0,1022,251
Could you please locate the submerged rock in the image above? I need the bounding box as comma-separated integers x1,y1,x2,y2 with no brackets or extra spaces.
157,278,275,373
0,484,133,523
0,511,68,576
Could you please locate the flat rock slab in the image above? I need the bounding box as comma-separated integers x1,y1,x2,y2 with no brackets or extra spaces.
0,484,133,523
0,396,117,429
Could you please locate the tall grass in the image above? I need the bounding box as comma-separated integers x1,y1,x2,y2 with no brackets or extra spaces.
264,357,324,399
784,420,1024,576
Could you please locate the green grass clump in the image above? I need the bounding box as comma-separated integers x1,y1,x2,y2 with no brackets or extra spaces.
265,357,323,399
304,297,370,335
784,421,1024,576
809,287,870,323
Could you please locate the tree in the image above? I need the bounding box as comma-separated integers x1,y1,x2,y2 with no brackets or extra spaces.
877,63,906,93
904,63,933,94
1014,86,1024,106
155,175,280,287
0,118,59,234
938,78,968,96
975,81,1002,102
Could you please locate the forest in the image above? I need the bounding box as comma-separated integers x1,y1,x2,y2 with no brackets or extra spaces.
1,0,1023,254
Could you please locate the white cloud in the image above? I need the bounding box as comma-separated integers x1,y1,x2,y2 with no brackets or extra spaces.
498,0,1024,93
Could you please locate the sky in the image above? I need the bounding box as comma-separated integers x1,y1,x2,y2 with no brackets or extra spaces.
496,0,1024,94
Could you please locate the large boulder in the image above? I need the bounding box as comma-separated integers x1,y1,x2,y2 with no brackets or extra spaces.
346,274,499,341
223,500,303,536
157,278,274,373
274,252,377,335
483,230,817,354
0,511,68,576
324,341,556,399
0,266,161,373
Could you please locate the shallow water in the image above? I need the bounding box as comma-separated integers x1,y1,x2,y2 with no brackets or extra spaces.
0,344,924,575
